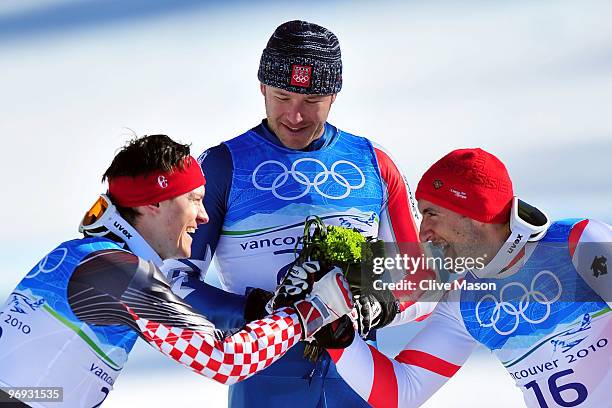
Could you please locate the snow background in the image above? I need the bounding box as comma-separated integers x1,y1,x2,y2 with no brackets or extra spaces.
1,1,610,406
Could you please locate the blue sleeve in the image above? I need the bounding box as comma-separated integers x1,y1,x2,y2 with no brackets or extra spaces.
182,275,248,333
190,143,233,265
174,143,248,332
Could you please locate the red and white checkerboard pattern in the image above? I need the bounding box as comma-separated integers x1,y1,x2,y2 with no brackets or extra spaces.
129,307,302,385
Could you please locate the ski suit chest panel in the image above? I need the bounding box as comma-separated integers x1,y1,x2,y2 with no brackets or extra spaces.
217,129,384,294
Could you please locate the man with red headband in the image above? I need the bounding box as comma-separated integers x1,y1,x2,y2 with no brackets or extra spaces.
285,148,611,407
0,135,354,407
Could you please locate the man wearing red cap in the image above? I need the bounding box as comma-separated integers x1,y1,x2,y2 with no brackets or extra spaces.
293,148,611,407
0,135,354,407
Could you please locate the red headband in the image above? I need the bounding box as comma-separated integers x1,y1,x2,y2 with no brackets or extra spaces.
108,156,205,207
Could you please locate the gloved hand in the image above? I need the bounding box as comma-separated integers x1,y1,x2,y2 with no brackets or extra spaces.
353,291,400,338
244,288,274,322
312,314,355,349
293,268,354,340
310,291,399,348
269,262,354,340
267,262,318,311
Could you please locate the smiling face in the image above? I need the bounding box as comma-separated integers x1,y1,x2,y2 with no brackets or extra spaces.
418,199,512,270
137,186,208,259
261,84,336,150
418,199,500,266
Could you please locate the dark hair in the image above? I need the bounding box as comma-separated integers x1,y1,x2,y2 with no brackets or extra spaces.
102,134,191,223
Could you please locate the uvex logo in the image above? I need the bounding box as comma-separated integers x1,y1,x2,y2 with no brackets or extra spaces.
113,221,133,239
507,234,523,254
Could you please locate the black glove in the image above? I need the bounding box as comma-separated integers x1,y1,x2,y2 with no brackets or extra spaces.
269,262,318,310
308,291,398,349
244,288,274,322
312,315,355,349
354,291,400,338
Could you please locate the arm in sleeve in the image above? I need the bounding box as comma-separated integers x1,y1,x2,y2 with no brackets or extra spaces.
373,143,439,324
68,249,302,385
569,219,612,309
170,273,253,333
328,298,478,407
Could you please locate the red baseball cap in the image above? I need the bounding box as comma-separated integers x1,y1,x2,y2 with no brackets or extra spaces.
416,148,513,224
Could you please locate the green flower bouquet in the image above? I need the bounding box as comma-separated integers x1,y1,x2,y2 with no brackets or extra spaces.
296,216,385,360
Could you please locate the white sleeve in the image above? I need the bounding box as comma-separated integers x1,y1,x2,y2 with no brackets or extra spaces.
373,143,440,325
329,295,478,407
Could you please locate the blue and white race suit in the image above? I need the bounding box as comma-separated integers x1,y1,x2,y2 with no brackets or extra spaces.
0,227,310,407
170,121,434,407
330,218,612,408
0,239,138,407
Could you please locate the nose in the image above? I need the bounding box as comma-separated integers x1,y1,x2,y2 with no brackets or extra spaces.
285,101,304,126
196,202,209,225
419,219,433,243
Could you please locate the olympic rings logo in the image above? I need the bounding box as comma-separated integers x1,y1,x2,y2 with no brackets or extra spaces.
475,270,562,336
293,74,310,83
252,158,366,200
291,65,312,87
26,247,68,279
